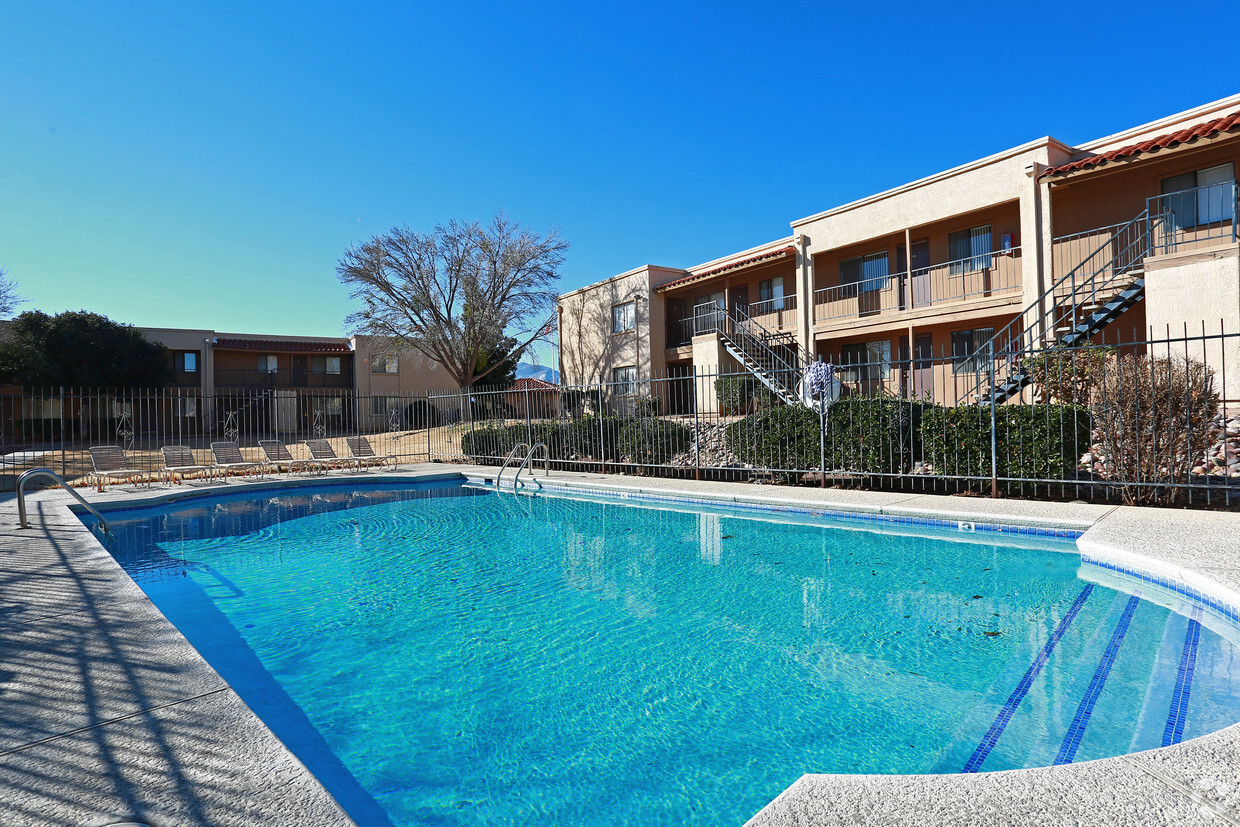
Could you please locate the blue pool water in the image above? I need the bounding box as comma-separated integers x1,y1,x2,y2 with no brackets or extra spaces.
99,481,1240,825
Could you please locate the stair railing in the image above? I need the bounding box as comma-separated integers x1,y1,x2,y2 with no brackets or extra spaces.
961,209,1151,404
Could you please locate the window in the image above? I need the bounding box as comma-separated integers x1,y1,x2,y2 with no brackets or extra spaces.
371,354,400,374
612,365,637,395
311,356,341,374
612,301,635,334
175,352,198,373
175,397,198,417
839,340,891,382
948,225,992,275
951,327,995,374
313,397,343,417
1161,162,1235,229
32,397,62,419
257,355,278,373
758,276,785,310
840,252,889,293
692,291,725,334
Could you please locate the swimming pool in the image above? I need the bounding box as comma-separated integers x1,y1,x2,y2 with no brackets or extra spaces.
97,480,1240,825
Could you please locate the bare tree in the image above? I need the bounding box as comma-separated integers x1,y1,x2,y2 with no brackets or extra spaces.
338,213,568,388
0,266,25,318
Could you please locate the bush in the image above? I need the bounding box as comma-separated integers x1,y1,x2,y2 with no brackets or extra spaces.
715,376,775,416
459,415,691,466
1092,355,1217,504
1027,348,1115,405
921,404,1093,485
725,396,931,475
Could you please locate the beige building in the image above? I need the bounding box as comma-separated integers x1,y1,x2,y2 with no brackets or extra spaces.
558,94,1240,407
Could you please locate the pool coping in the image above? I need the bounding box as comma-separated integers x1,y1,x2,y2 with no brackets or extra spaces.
6,465,1240,826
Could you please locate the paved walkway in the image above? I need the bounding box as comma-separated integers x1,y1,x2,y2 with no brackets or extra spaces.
5,466,1240,825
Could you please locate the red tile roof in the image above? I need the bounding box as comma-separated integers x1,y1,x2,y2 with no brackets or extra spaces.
508,377,558,392
1042,111,1240,179
214,338,353,353
656,245,797,292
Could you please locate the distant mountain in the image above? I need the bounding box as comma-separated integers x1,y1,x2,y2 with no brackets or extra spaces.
516,362,559,384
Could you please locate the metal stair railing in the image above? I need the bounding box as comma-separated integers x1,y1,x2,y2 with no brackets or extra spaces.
697,304,808,405
17,467,114,542
494,442,530,489
961,209,1151,405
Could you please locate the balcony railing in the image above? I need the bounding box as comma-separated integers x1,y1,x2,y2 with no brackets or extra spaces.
1051,221,1132,280
745,294,798,332
1148,179,1238,256
215,368,355,389
813,247,1022,323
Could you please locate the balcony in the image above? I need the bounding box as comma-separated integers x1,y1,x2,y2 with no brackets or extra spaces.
215,368,355,389
745,294,798,333
813,247,1022,325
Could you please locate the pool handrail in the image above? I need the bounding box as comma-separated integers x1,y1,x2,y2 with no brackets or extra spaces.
495,443,531,489
17,467,114,541
512,442,550,490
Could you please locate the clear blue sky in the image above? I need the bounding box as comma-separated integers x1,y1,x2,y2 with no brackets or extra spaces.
4,0,1237,355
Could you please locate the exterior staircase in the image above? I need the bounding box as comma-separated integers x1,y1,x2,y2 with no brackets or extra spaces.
967,209,1152,404
696,305,809,406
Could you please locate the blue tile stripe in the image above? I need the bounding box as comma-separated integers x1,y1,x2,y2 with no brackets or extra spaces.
1162,606,1204,747
961,584,1095,774
1053,594,1142,765
1081,554,1240,626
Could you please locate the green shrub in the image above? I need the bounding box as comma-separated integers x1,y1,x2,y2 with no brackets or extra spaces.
715,376,775,415
460,415,691,466
725,396,931,474
921,404,1092,483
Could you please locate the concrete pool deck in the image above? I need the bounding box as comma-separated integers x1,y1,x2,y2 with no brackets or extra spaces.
4,465,1240,825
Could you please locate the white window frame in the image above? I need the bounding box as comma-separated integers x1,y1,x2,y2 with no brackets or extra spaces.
257,354,278,373
312,356,342,375
612,301,636,334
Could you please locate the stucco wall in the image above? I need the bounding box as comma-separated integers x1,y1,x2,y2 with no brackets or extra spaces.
1145,244,1240,402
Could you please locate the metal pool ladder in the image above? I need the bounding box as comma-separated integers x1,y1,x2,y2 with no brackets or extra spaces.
16,467,114,542
494,443,549,491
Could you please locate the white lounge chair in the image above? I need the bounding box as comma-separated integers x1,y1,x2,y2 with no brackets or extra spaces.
159,445,215,484
259,439,325,476
346,436,400,471
87,445,149,492
210,441,264,480
306,439,361,472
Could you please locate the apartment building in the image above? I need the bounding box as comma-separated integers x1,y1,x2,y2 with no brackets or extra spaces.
558,94,1240,407
139,327,460,432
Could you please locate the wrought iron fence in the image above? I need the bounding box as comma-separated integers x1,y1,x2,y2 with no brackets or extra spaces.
7,328,1239,507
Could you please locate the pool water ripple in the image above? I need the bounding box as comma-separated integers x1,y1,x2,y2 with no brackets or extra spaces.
99,481,1240,826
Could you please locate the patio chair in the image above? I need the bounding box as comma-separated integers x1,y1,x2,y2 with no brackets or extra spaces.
210,441,264,480
87,445,150,492
159,445,215,484
259,439,325,476
305,439,361,472
346,436,400,471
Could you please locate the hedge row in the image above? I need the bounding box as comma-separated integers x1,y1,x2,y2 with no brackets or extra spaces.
723,396,1090,481
460,415,691,466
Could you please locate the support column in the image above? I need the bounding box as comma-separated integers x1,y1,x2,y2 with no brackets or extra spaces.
795,233,815,360
1019,161,1050,345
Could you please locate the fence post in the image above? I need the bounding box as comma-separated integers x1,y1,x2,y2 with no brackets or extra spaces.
525,385,532,447
597,377,606,475
820,401,827,488
989,348,999,498
425,393,432,461
692,367,701,481
59,386,66,478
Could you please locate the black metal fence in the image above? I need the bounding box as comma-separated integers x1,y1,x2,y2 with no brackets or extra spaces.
6,329,1238,507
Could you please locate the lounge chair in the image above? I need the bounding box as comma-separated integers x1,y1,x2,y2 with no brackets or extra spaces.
159,445,215,484
259,439,325,476
87,445,149,492
346,436,400,470
305,439,361,472
210,441,264,480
